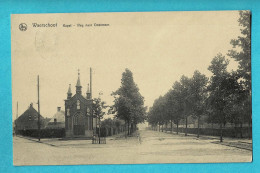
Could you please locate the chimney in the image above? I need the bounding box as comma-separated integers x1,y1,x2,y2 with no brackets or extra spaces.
57,107,61,112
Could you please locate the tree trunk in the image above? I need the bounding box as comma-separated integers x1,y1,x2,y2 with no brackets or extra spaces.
159,125,160,132
127,122,130,135
197,117,200,138
125,120,127,138
240,122,243,138
171,119,173,133
248,121,252,139
185,117,188,136
130,123,133,135
98,118,101,144
220,123,223,142
234,123,237,138
177,121,179,134
162,124,164,132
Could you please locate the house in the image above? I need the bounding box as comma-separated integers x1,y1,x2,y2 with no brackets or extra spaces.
14,103,46,131
45,107,65,129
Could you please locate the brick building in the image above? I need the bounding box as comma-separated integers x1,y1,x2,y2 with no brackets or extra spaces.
64,70,94,137
14,103,46,131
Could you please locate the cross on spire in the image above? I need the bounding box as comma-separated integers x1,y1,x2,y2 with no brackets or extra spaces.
76,69,81,87
76,69,82,94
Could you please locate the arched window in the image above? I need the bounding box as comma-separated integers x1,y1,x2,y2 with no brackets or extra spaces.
87,107,90,116
67,108,70,116
77,100,80,110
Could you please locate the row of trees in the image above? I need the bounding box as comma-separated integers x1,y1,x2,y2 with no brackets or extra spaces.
147,11,251,141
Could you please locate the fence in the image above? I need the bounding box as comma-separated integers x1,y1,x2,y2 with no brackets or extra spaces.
162,127,252,138
92,136,106,144
96,126,126,137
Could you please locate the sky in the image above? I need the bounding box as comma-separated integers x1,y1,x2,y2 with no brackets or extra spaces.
11,11,243,120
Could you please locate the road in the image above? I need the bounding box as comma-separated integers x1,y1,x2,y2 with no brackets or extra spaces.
13,129,252,165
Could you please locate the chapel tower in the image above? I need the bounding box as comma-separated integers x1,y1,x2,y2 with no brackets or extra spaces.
64,69,94,138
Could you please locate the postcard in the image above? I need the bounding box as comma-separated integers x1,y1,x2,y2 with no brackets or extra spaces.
11,11,252,165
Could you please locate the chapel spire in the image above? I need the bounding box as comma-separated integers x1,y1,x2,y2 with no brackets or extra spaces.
67,84,72,99
76,69,82,94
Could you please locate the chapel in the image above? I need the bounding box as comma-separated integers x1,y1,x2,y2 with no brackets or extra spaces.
64,69,94,137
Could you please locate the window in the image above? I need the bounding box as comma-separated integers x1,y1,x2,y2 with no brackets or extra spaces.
77,100,80,110
67,108,70,116
87,107,90,116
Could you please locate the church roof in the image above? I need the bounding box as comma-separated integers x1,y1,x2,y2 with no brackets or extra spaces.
66,93,91,106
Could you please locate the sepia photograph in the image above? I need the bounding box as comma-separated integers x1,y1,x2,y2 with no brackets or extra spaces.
11,11,252,165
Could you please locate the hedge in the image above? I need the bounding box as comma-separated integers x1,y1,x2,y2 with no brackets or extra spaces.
17,128,65,138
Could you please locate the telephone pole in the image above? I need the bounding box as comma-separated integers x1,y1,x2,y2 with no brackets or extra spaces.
16,102,18,120
90,68,95,134
15,101,18,135
37,75,41,141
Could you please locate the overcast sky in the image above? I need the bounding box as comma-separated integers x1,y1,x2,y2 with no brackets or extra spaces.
11,11,242,120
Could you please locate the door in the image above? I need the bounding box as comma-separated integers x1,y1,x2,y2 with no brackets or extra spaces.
73,113,85,136
74,125,85,135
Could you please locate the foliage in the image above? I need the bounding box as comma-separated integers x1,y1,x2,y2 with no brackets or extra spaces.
112,69,147,134
92,98,106,120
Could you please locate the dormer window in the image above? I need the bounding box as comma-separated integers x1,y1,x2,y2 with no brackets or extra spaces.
77,100,80,110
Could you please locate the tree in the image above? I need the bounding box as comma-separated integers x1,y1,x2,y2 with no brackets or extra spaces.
92,98,106,143
164,90,175,133
207,54,232,142
173,76,192,136
112,69,146,136
189,70,208,138
228,11,251,91
168,88,183,134
228,10,252,138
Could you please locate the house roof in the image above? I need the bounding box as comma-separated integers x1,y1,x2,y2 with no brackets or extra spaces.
46,110,65,129
16,103,44,122
49,110,65,122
